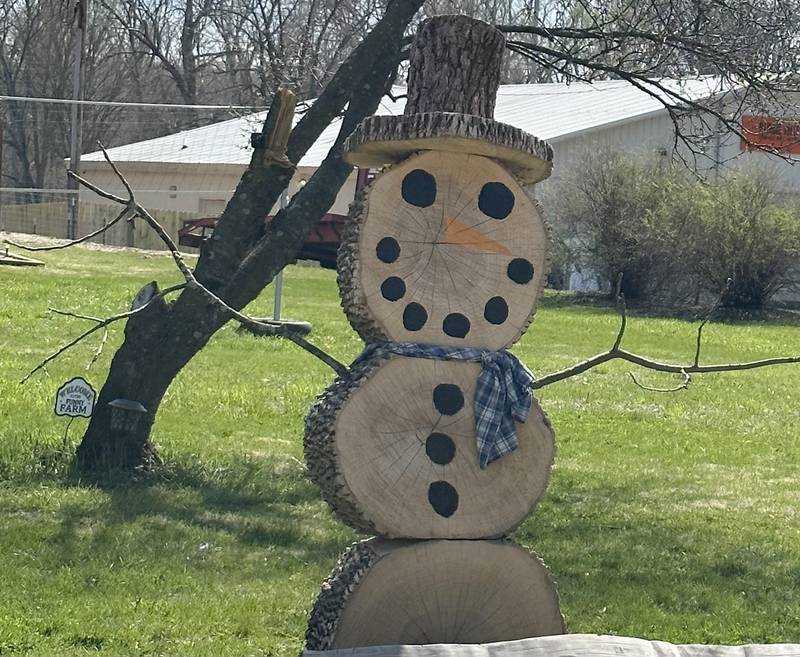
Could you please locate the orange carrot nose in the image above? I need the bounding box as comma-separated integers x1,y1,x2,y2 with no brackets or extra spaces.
444,217,511,255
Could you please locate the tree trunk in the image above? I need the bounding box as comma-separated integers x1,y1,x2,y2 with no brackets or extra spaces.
73,0,424,473
76,286,222,470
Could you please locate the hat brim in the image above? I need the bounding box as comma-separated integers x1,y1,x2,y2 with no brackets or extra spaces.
344,112,553,184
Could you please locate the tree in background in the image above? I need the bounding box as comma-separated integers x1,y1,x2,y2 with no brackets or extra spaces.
554,155,800,309
7,0,800,471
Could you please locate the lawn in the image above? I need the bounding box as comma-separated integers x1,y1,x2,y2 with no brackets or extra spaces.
1,243,799,656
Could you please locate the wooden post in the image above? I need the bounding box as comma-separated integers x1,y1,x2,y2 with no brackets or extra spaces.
67,0,88,240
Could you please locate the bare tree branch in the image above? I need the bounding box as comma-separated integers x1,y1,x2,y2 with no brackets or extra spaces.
66,144,349,379
611,273,626,351
534,285,800,391
694,277,731,367
4,205,136,252
629,368,691,393
23,283,186,384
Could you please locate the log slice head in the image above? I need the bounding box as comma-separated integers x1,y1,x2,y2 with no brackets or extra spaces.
304,538,564,651
338,150,550,349
304,356,555,539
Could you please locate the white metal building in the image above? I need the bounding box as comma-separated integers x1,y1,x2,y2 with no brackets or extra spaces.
79,78,800,224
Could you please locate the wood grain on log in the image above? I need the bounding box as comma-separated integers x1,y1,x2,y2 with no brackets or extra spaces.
305,538,564,651
338,151,551,349
405,16,504,117
344,113,553,184
304,355,555,539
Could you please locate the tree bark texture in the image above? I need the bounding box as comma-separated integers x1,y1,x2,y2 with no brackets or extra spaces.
405,15,505,117
75,0,425,472
343,16,552,184
343,112,553,184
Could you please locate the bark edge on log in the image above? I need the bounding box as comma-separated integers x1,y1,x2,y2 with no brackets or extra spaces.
344,113,553,184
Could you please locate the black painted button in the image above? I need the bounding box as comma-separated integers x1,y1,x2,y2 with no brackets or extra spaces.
484,296,509,324
479,182,515,219
442,312,470,338
376,237,400,263
428,481,459,517
380,276,406,301
402,302,428,331
433,384,464,415
426,432,456,465
507,258,534,284
401,169,436,207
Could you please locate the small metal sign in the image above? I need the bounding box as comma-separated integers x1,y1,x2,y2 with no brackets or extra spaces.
54,377,96,418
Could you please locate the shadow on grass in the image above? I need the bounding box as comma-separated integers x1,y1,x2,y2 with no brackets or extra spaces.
44,453,352,572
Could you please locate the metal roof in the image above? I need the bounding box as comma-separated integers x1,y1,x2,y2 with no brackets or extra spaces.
82,78,720,168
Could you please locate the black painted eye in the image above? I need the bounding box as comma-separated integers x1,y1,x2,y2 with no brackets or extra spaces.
380,276,406,301
484,296,508,324
402,302,428,331
433,383,464,415
376,237,400,263
426,432,456,465
442,312,470,338
479,182,515,219
401,169,436,207
507,258,534,284
428,481,458,517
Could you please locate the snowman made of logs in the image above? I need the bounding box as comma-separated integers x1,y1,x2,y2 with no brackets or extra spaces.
304,15,565,650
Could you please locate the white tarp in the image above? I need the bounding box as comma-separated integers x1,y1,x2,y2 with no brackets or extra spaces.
304,634,800,657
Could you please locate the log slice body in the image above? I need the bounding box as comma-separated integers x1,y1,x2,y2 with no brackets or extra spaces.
338,151,550,349
305,538,564,651
304,356,555,538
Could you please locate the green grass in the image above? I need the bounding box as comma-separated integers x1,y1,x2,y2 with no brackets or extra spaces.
1,245,799,655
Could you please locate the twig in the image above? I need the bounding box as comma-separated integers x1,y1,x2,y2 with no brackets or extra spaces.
4,205,135,252
47,308,109,370
68,144,349,378
694,278,731,367
629,369,691,393
23,283,186,384
533,349,800,389
612,273,626,351
533,273,800,391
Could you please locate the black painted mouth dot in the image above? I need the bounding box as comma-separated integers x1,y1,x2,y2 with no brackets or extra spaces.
426,432,456,465
442,312,470,338
428,481,459,518
479,181,515,220
402,302,428,331
380,276,406,302
507,258,534,284
484,296,509,324
401,169,437,208
376,237,400,263
433,383,464,416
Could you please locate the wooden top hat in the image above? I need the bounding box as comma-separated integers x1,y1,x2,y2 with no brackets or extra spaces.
344,15,553,184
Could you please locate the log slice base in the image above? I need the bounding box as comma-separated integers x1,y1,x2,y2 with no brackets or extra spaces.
305,538,564,651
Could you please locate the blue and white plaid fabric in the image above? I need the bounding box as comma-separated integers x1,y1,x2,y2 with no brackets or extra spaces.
355,342,535,469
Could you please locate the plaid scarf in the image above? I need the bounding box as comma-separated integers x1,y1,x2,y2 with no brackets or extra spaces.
355,342,534,469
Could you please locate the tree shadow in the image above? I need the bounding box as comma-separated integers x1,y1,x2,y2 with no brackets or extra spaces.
47,453,356,572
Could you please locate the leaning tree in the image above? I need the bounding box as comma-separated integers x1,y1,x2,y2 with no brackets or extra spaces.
10,0,800,472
